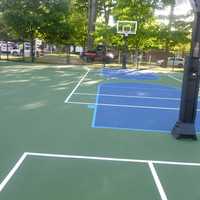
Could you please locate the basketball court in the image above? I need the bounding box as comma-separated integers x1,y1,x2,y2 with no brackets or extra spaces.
1,61,200,200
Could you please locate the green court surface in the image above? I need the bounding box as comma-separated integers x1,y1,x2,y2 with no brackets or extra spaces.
1,61,200,200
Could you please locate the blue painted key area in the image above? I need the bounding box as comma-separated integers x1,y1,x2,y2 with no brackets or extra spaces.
101,68,159,80
92,83,200,133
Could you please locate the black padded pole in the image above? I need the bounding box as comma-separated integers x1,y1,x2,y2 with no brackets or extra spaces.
171,12,200,140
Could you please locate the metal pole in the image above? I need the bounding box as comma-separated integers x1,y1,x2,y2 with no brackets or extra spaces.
122,35,128,69
171,11,200,140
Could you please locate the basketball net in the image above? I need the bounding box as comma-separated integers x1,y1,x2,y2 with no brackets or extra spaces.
124,31,129,37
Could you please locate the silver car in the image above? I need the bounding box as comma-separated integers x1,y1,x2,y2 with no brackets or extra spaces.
157,57,185,67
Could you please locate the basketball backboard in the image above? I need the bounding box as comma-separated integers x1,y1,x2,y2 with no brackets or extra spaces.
117,21,137,35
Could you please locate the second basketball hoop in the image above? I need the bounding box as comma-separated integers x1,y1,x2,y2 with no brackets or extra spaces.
117,21,138,36
116,20,137,69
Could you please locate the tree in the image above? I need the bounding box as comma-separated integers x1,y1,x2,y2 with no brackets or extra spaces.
67,0,88,49
87,0,97,49
1,0,71,62
112,0,159,52
161,0,176,66
98,0,116,25
0,13,17,60
39,0,72,45
156,0,192,61
0,13,14,41
94,22,115,46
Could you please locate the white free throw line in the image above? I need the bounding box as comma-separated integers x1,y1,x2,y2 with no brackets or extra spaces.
74,92,180,101
168,74,182,83
97,85,179,92
0,152,28,192
64,69,90,103
67,101,181,111
68,101,200,111
148,162,168,200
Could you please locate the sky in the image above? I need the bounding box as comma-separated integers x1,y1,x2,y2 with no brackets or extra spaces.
154,1,193,24
109,1,193,26
155,1,192,16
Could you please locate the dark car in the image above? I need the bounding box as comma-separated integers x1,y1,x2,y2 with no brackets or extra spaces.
80,45,114,63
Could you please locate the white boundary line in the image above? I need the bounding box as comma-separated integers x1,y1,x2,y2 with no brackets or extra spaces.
148,162,168,200
0,152,28,192
1,152,200,194
67,101,181,111
64,69,90,103
168,74,182,83
74,92,180,101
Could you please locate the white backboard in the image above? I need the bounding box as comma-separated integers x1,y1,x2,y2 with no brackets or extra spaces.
117,21,138,35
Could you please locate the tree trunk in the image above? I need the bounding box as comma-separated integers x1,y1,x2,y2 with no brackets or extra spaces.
104,2,110,25
136,50,139,69
20,35,25,62
73,45,76,53
22,41,25,61
66,45,70,64
118,51,121,64
164,40,169,67
6,41,9,61
87,0,97,50
30,33,35,63
164,1,175,67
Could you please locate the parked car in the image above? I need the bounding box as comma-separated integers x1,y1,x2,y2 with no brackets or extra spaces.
10,48,21,56
157,57,185,67
0,43,14,53
0,40,43,57
80,45,114,63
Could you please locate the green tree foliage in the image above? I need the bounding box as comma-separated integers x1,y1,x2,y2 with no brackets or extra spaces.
97,0,115,24
157,0,192,58
1,0,71,62
68,0,88,48
109,0,192,56
94,22,115,46
39,0,71,45
0,13,15,41
111,0,159,52
0,0,193,62
0,13,18,60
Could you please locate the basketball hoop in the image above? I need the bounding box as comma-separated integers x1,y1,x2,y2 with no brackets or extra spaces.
117,21,138,35
124,31,130,37
116,20,137,69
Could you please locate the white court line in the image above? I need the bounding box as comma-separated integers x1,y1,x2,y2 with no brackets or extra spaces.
27,152,200,166
168,74,182,83
74,92,180,101
67,101,181,111
67,101,200,111
28,152,149,163
99,85,178,92
148,162,168,200
1,152,200,194
168,74,200,97
0,152,28,192
64,69,90,103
